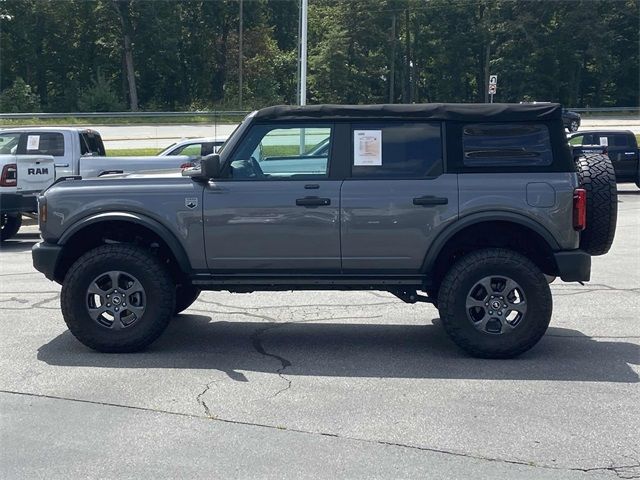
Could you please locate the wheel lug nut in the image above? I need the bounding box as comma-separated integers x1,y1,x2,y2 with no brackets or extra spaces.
115,307,119,312
503,304,508,308
122,303,126,307
485,303,489,306
107,303,111,307
489,310,493,314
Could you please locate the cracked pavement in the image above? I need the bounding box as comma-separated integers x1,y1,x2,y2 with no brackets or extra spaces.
0,185,638,479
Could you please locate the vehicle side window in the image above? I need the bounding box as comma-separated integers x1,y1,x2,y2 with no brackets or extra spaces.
349,122,442,178
174,144,202,156
229,124,331,179
80,132,105,156
463,123,552,167
17,132,65,156
0,132,21,154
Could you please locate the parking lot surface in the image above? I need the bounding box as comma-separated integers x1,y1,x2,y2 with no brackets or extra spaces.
1,186,638,479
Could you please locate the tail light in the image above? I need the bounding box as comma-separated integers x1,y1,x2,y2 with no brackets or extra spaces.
0,164,17,186
38,196,47,224
573,188,587,231
180,162,194,169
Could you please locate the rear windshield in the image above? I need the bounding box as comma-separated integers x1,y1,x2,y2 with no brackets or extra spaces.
463,123,553,167
17,132,65,156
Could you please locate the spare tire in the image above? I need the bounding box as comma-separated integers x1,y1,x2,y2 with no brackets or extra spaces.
575,153,617,256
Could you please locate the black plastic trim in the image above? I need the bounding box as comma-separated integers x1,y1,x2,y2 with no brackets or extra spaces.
0,193,37,214
421,212,561,274
554,250,591,282
57,212,193,273
32,242,63,281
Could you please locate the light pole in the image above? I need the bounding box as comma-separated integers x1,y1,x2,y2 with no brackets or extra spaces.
299,0,308,106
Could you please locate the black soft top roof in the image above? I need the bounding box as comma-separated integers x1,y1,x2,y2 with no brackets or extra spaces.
253,103,562,122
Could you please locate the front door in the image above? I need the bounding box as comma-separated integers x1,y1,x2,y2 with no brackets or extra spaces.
203,123,341,272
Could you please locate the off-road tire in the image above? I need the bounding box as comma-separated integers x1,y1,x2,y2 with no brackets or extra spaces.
174,285,201,315
437,248,552,358
1,213,22,241
61,245,175,352
575,153,617,256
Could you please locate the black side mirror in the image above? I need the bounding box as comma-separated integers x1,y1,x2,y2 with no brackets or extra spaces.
200,154,221,179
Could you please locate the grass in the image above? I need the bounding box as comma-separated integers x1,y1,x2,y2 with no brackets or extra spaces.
107,148,161,156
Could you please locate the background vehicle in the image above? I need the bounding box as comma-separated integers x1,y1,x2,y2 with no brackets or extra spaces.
562,109,581,132
569,130,640,186
0,127,193,240
32,103,617,359
158,136,227,158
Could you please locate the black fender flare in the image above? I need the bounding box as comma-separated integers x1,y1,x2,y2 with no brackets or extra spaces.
58,211,193,273
421,211,561,274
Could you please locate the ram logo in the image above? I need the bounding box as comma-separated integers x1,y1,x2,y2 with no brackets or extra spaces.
28,167,49,175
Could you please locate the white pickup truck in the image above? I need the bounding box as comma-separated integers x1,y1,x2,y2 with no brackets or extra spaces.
0,127,193,241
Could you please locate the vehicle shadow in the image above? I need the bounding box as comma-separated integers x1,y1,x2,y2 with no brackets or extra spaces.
37,315,639,383
618,189,639,196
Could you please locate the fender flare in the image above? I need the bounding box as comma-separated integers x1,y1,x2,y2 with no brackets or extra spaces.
422,211,560,273
58,211,193,273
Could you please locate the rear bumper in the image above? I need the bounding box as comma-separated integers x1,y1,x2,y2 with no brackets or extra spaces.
0,193,37,214
554,250,591,282
32,241,63,282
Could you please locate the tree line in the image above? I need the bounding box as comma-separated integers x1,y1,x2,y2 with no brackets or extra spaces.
0,0,637,112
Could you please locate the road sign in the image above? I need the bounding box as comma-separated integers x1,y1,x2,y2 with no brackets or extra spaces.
489,75,498,85
488,84,497,94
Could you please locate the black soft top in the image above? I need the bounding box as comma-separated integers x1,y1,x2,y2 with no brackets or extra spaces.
253,103,562,122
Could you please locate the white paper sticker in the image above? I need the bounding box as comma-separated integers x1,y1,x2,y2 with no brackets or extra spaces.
26,135,40,150
599,136,608,146
353,130,382,166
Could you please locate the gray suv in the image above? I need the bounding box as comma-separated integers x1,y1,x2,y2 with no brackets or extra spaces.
32,103,617,358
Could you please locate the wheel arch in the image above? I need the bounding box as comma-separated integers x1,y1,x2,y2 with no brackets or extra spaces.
423,213,561,289
55,212,192,282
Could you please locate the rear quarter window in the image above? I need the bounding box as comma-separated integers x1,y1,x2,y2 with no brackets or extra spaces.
18,132,65,156
463,123,552,167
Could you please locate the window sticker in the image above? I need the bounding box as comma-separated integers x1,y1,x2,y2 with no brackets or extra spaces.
354,130,382,166
599,136,608,146
27,135,40,150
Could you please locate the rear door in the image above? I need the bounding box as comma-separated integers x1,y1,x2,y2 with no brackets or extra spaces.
340,121,458,272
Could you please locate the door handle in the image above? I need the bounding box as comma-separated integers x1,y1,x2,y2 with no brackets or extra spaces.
413,195,448,206
55,163,70,168
296,196,331,207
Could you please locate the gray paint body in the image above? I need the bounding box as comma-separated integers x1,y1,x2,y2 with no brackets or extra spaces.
38,109,581,281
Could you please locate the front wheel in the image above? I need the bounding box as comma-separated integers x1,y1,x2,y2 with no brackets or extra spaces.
437,248,552,358
61,245,175,352
1,213,22,241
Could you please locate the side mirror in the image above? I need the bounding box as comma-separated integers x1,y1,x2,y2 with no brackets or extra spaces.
201,154,222,179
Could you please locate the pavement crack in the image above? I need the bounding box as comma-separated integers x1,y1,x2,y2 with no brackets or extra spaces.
196,383,215,419
250,324,293,398
1,389,638,475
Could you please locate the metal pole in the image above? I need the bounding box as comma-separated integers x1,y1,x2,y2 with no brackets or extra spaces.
299,0,308,106
239,0,243,110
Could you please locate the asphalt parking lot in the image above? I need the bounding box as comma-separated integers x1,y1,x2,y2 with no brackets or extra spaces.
1,185,638,479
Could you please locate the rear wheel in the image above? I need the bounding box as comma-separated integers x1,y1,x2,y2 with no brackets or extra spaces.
61,245,175,352
575,153,617,255
437,248,552,358
1,213,22,241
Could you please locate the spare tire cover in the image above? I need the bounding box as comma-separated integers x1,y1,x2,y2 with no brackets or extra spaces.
575,153,617,256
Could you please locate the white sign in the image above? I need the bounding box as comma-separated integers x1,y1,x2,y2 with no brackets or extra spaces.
489,75,498,85
599,137,608,146
353,130,382,166
26,135,40,150
488,84,497,95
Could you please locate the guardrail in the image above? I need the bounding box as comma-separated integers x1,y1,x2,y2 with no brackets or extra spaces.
0,107,637,120
0,111,251,119
570,107,639,114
